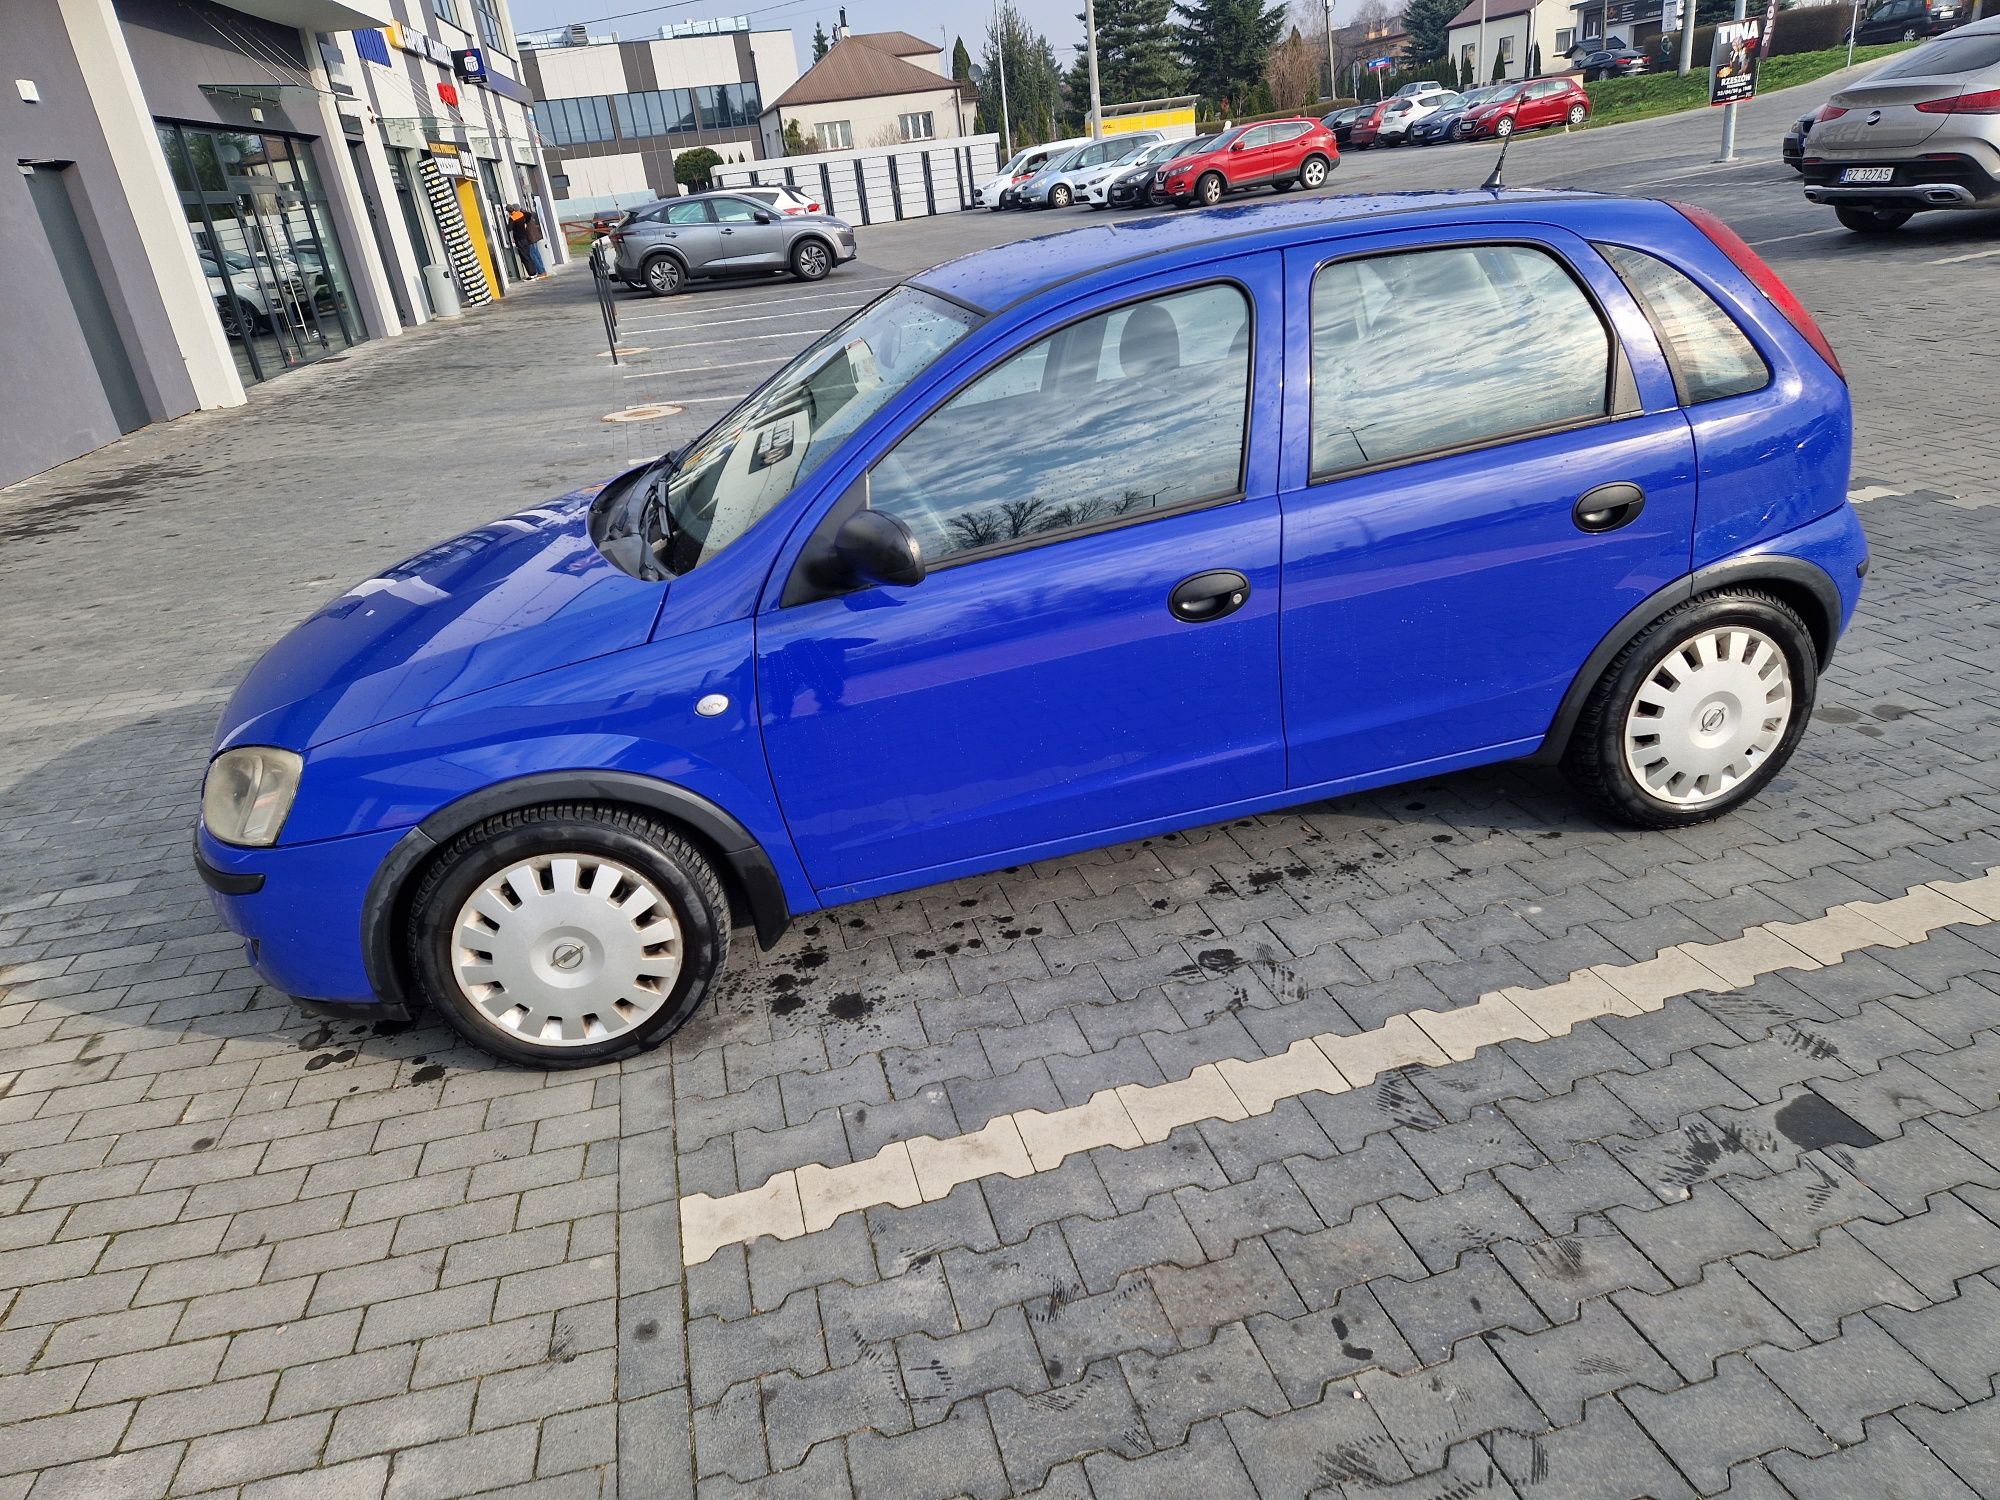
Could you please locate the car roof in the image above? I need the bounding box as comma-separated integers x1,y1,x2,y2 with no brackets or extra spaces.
912,189,1631,312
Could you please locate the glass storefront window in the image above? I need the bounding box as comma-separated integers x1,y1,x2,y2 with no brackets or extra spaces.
157,121,363,386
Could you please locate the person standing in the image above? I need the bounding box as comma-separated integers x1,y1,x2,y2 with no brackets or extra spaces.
507,204,547,279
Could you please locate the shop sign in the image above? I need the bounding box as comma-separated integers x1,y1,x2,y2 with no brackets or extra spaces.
428,141,469,176
388,22,453,67
452,48,487,83
437,81,461,107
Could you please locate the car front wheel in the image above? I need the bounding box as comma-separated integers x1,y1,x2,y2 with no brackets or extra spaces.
1494,116,1516,138
1835,203,1914,233
791,238,832,281
1563,591,1816,829
1050,184,1072,207
1567,103,1588,126
643,255,684,296
1196,173,1226,207
1299,154,1330,188
405,804,730,1067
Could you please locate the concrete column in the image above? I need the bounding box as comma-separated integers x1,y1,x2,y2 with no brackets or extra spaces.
53,0,242,411
354,61,433,324
303,46,404,341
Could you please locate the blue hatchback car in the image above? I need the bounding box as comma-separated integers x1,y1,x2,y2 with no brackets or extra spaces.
198,191,1864,1066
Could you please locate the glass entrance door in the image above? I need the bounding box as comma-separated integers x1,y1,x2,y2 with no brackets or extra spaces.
157,121,364,385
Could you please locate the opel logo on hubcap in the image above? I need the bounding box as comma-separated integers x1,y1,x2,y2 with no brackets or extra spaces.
550,942,586,971
1700,706,1727,734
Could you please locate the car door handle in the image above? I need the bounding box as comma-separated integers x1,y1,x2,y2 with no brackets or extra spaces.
1573,482,1646,533
1169,570,1251,623
720,227,735,235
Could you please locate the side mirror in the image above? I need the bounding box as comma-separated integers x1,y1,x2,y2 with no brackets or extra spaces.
753,209,774,223
1229,141,1245,152
832,509,924,588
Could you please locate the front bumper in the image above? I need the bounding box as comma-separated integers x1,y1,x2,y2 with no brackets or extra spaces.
197,823,409,1008
1804,153,2000,208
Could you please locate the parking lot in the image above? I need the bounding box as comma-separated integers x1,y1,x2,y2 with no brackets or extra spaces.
4,60,2000,1500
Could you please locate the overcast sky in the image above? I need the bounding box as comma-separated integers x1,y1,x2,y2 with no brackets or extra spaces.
506,0,1360,78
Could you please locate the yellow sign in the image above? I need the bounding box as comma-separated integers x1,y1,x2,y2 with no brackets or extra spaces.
1101,104,1198,136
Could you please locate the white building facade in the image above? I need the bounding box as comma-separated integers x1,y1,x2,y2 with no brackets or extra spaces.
1446,0,1586,80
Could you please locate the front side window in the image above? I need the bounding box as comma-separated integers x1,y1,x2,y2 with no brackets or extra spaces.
711,197,759,222
1599,244,1769,404
1310,244,1612,479
658,288,975,571
868,283,1252,566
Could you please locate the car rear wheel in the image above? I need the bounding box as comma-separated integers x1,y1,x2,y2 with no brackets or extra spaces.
1563,591,1815,829
1835,203,1913,233
1299,154,1330,188
791,238,833,281
1196,172,1226,207
1050,184,1072,207
1901,24,1918,39
643,255,684,296
1567,103,1588,126
406,804,730,1067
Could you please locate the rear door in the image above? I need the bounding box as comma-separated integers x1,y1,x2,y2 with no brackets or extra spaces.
656,199,718,271
1275,226,1699,788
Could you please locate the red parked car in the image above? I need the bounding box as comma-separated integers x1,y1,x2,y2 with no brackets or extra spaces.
1347,99,1392,148
1459,77,1592,139
1154,117,1339,207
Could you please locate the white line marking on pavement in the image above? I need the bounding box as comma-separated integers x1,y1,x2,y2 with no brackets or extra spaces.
622,301,872,334
627,278,898,320
678,869,2000,1266
636,327,835,351
1617,157,1781,189
1931,247,2000,265
620,356,788,379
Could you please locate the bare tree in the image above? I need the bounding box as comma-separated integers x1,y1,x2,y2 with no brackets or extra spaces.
1266,24,1323,109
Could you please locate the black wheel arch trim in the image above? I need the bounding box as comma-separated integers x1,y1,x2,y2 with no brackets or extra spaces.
193,832,265,895
359,771,793,1011
1528,554,1842,765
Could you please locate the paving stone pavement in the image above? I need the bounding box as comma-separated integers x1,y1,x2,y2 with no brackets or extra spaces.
4,95,2000,1500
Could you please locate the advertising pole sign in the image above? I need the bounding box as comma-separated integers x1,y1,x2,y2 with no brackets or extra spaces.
1709,16,1765,106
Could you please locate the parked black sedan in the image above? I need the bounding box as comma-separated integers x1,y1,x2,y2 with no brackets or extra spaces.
1104,134,1216,208
1578,46,1650,80
1321,104,1374,149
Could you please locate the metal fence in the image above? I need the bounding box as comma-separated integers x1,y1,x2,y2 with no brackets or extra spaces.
588,239,621,364
712,135,1005,224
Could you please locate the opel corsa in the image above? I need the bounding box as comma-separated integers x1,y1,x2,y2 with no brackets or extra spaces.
198,193,1864,1066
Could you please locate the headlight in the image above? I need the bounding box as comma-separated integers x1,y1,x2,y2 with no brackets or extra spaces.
202,747,302,848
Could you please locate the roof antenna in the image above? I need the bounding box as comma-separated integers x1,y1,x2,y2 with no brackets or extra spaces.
1481,122,1515,192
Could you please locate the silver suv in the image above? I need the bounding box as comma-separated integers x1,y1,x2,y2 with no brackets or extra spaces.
1804,16,2000,231
611,191,857,295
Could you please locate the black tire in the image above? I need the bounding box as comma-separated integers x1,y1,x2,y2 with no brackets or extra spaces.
1561,590,1818,830
1050,184,1072,208
643,254,685,296
1835,203,1913,233
1901,24,1918,40
1196,172,1226,207
405,804,730,1067
791,237,833,281
1271,177,1295,192
1299,154,1331,188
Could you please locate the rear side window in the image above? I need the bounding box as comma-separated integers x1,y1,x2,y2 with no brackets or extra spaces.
1870,30,2000,74
1308,244,1612,479
1598,244,1769,405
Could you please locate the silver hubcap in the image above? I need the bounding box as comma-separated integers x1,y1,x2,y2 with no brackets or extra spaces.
450,854,682,1048
1624,627,1793,807
800,245,827,275
650,262,678,291
1304,161,1324,185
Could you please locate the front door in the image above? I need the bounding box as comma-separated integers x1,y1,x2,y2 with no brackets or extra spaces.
710,195,788,270
758,261,1286,899
1276,229,1698,788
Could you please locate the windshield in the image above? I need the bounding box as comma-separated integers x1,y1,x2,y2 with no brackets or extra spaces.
1171,135,1218,158
653,287,976,573
1110,140,1154,165
1209,127,1247,151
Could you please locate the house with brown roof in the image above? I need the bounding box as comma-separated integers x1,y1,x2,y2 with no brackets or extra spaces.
758,17,977,156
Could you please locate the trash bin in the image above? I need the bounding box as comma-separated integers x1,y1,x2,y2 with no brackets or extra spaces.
422,264,462,319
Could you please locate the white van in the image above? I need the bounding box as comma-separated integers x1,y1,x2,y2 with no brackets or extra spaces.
974,136,1092,210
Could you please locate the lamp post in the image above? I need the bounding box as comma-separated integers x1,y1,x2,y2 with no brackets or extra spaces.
994,0,1013,155
1084,0,1103,136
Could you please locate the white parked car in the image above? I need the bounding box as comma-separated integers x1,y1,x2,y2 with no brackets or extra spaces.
739,184,826,216
1027,132,1166,207
1083,136,1188,205
1392,80,1450,99
974,136,1092,209
1377,90,1461,143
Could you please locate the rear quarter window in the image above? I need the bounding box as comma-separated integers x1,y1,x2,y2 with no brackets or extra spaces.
1598,244,1770,405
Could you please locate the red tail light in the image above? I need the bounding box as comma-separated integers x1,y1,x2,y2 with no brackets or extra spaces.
1815,103,1848,121
1670,201,1843,379
1917,87,2000,113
